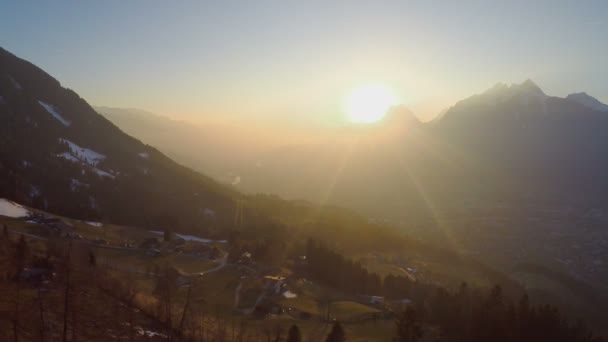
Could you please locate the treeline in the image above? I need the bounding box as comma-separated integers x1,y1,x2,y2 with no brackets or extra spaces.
305,239,434,299
306,239,382,295
396,284,603,342
0,228,172,341
306,239,429,299
0,229,284,341
306,239,603,341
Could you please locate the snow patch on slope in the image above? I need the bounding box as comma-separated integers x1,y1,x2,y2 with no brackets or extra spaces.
38,101,71,126
59,139,106,166
138,152,150,159
0,199,29,218
57,140,114,179
58,152,79,163
92,168,115,179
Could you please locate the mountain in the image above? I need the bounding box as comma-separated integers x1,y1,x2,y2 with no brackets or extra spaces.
97,80,608,212
4,45,606,325
434,79,608,200
97,105,428,210
97,80,608,297
566,92,608,112
96,106,272,186
0,47,241,233
97,79,608,210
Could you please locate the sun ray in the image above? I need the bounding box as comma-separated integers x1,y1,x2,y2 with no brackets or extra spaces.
392,135,465,254
311,138,359,220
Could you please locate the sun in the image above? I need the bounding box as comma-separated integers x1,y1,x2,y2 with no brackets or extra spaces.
344,83,399,123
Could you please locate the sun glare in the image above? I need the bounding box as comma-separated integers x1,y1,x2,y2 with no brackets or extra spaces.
344,83,399,123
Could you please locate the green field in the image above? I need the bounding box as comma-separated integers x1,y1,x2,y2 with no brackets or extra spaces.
330,301,380,321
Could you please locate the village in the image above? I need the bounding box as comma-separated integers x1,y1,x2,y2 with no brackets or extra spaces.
1,203,410,332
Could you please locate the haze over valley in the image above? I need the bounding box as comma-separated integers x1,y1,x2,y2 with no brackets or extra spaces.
98,81,608,296
1,1,607,341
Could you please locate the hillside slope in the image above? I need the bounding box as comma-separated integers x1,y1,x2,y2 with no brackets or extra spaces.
0,47,238,232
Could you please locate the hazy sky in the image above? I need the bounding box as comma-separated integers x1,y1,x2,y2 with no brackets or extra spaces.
1,1,607,124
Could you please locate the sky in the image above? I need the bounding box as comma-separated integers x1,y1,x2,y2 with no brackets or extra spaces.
1,0,607,124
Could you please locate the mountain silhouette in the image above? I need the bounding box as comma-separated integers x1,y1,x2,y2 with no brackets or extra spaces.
100,79,608,217
0,47,239,231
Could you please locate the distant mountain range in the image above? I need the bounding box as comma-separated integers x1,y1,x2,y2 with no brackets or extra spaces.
433,79,608,203
98,79,608,218
3,42,608,231
3,46,608,299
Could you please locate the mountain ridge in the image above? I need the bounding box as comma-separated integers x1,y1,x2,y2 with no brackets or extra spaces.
566,92,608,112
98,78,608,218
0,46,241,233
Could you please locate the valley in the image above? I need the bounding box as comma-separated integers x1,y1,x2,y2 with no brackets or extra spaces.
1,24,606,340
0,200,443,341
99,83,608,332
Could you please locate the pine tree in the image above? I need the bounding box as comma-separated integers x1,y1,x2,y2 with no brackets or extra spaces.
287,324,301,342
325,321,345,342
14,234,29,278
394,306,423,342
88,250,96,266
